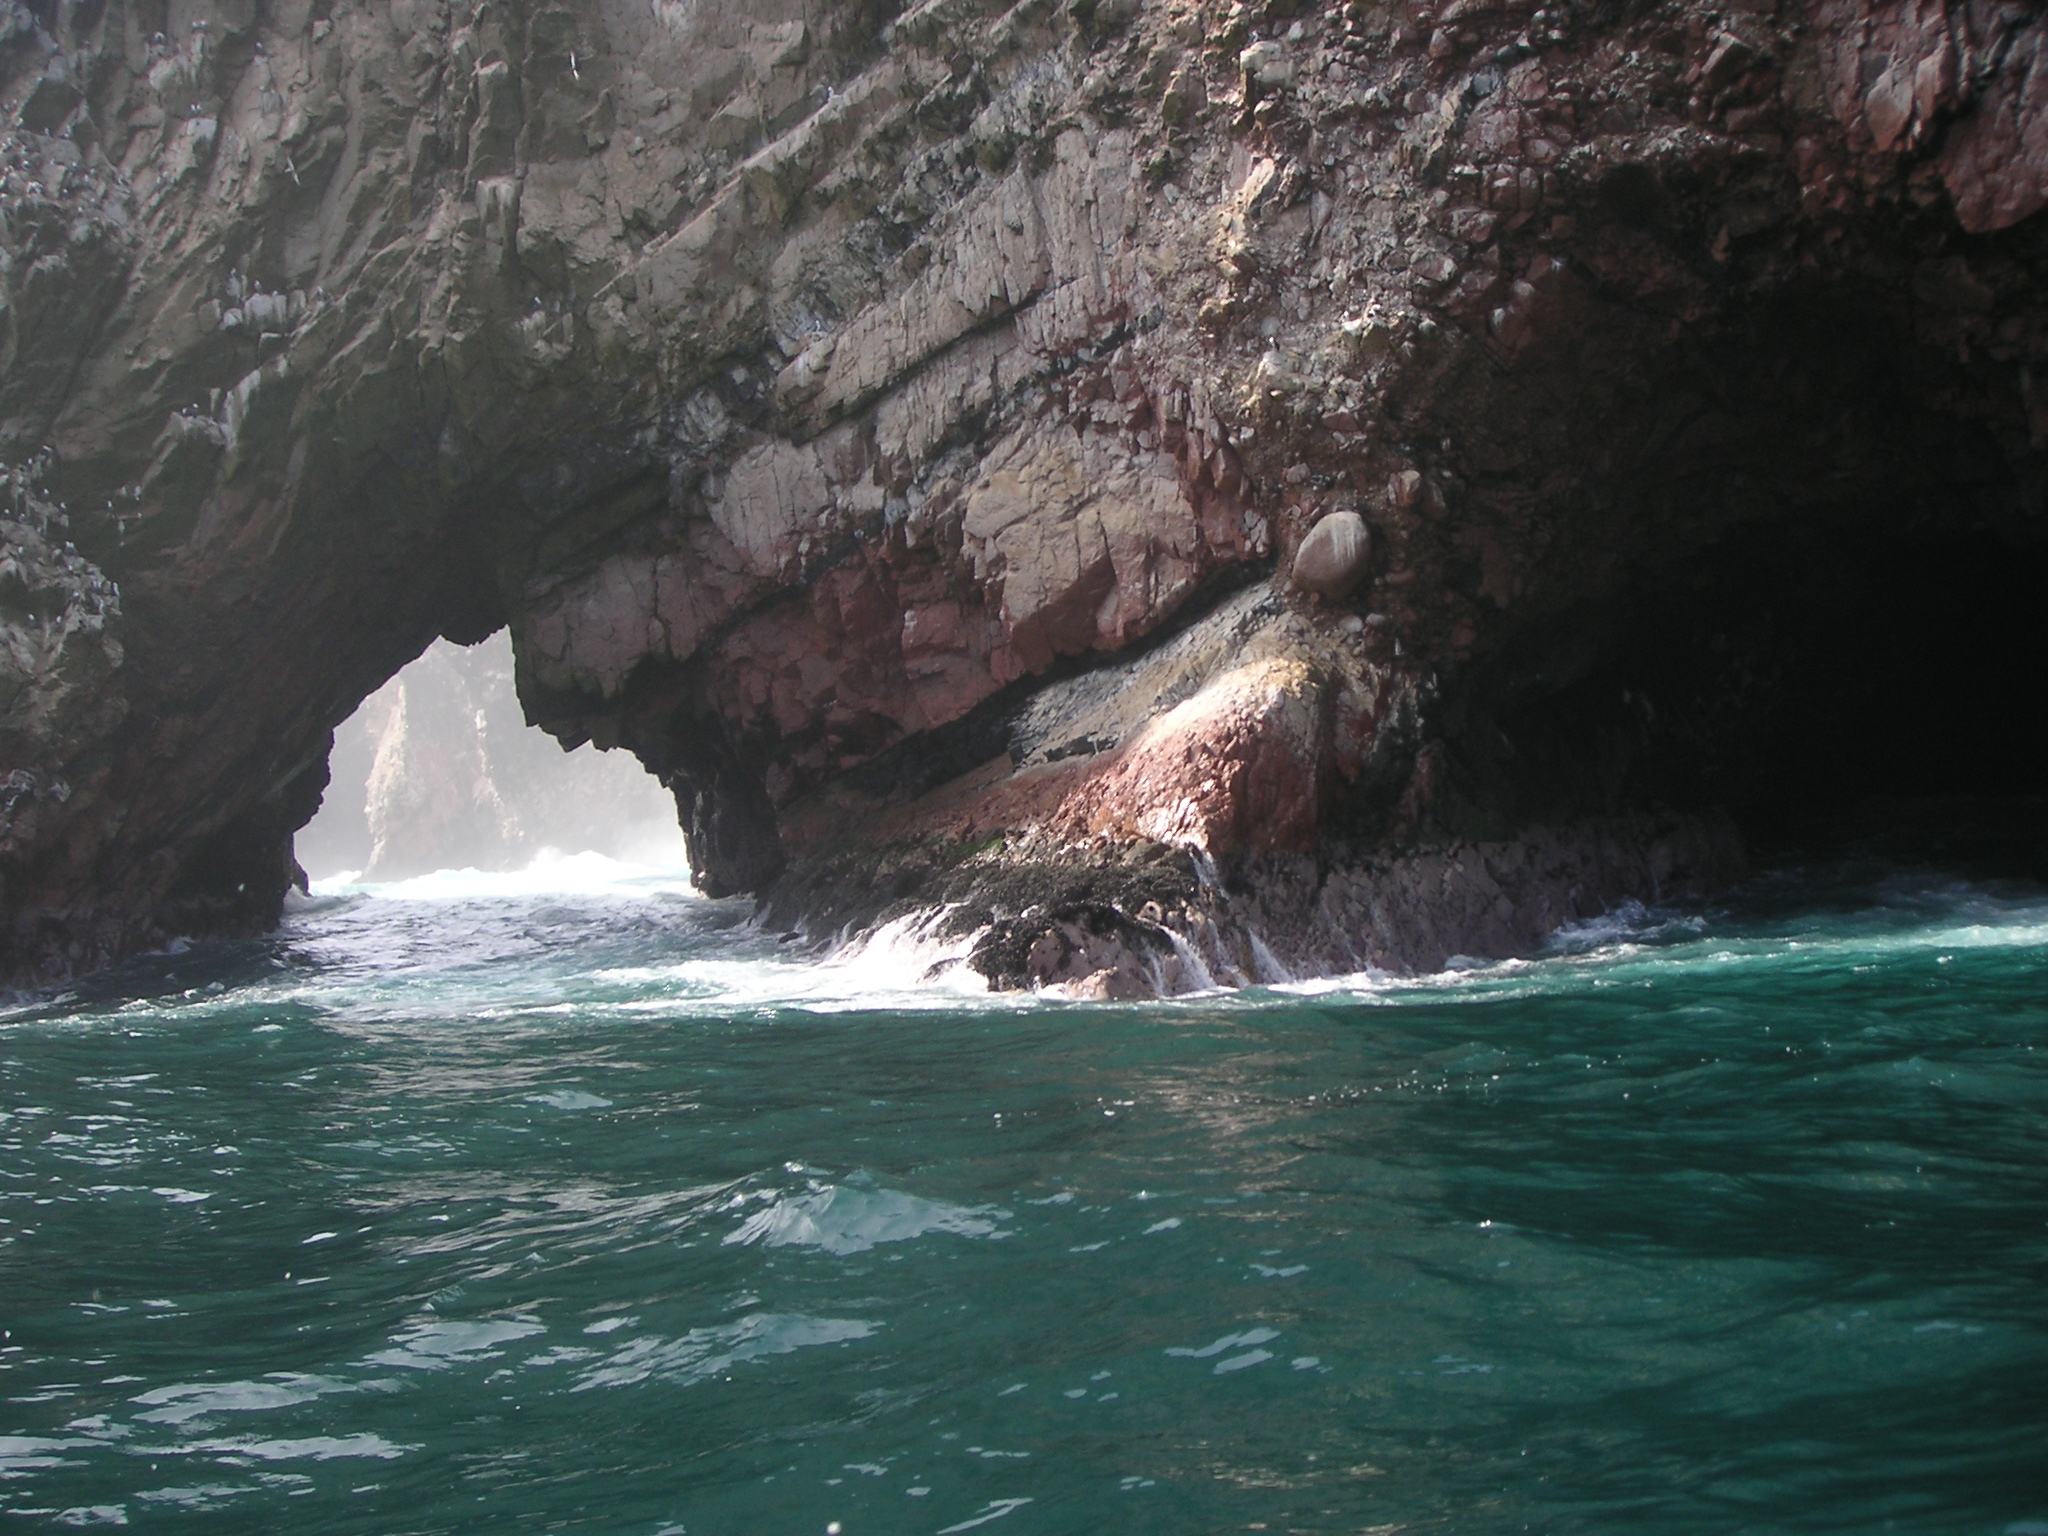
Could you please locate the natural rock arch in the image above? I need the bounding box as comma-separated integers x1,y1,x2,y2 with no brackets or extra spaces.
3,0,2046,986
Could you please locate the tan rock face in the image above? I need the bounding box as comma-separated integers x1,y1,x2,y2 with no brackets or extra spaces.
961,429,1224,667
1,0,2046,982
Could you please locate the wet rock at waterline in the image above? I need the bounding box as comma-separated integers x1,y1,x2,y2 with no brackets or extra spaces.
3,0,2048,988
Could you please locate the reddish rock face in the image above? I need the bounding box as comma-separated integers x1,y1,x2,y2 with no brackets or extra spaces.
3,0,2047,984
514,418,1267,813
1814,0,2048,232
1069,660,1333,856
777,653,1343,865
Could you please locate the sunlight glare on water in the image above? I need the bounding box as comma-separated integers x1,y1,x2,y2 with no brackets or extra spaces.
1,854,2044,1534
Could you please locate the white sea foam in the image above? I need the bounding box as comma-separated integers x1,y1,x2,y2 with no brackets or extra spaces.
811,907,991,1002
134,1483,254,1509
1211,1348,1273,1374
0,1436,98,1474
581,906,1002,1015
1544,898,1709,955
529,1090,612,1111
310,849,697,901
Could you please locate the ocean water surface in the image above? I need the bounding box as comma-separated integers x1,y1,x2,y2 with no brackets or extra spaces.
1,850,2044,1534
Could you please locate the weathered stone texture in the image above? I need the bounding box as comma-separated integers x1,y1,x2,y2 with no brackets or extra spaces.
2,0,2046,985
1291,508,1370,597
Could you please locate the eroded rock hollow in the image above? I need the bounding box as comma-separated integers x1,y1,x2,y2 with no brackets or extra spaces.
4,0,2046,989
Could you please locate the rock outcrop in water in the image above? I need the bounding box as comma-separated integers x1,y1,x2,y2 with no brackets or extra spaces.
2,0,2046,986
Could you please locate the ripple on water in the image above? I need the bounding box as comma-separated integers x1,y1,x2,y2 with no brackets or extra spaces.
0,857,2042,1534
571,1313,880,1392
723,1180,1010,1255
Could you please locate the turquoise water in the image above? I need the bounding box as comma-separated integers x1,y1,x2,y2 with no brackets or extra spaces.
2,855,2045,1534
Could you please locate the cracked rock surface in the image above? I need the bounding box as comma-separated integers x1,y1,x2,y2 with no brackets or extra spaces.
2,0,2045,987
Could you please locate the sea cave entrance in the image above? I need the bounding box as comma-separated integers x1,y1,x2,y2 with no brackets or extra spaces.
294,630,688,883
1392,269,2048,876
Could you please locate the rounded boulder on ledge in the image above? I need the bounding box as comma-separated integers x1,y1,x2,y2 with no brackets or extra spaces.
1291,511,1371,598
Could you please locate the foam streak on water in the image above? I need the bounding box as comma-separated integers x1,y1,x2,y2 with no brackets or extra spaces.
0,857,2045,1533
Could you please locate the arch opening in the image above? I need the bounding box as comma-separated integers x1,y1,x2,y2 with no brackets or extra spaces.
294,630,688,884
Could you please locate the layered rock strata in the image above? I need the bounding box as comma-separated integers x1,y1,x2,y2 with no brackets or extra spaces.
2,0,2045,987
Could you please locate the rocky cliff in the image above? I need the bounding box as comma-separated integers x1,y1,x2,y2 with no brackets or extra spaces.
2,0,2045,988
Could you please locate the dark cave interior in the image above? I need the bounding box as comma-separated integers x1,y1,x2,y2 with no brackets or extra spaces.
1433,525,2048,861
1425,472,2048,877
1409,249,2048,877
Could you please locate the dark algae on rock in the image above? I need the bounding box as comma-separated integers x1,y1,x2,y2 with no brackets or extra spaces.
3,0,2047,987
